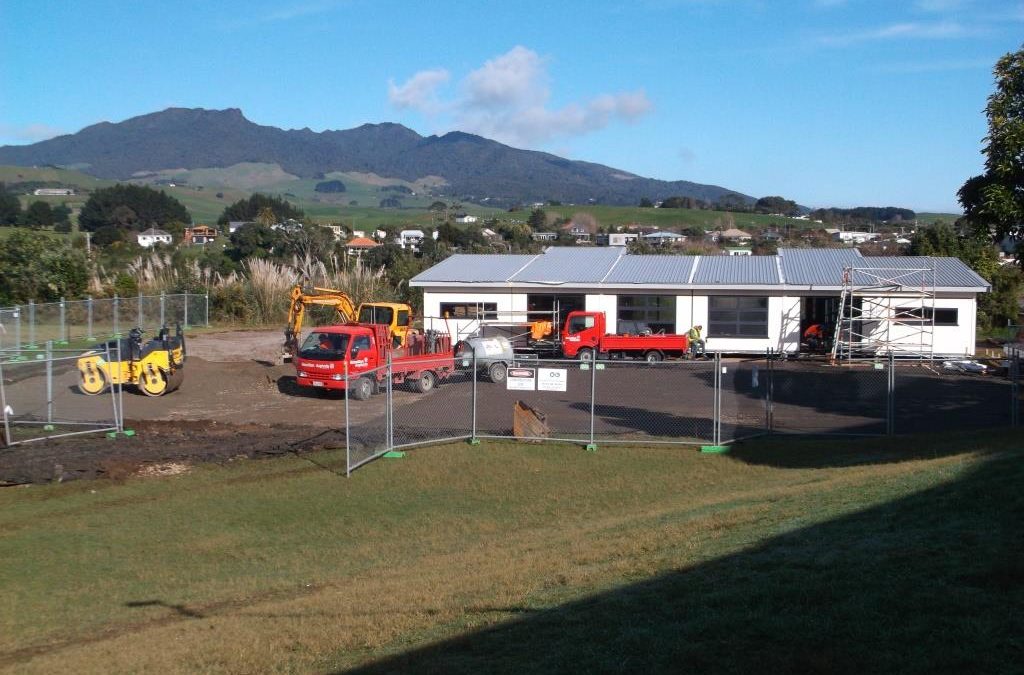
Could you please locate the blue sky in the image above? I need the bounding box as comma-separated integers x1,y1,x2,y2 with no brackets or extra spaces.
1,0,1021,212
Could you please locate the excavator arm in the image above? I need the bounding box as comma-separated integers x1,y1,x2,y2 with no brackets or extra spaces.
283,285,359,360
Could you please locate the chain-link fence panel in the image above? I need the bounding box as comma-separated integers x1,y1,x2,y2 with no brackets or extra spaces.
769,359,889,435
63,299,91,342
30,301,64,345
719,357,770,443
593,359,714,445
893,363,1014,434
0,308,21,354
1,348,120,446
473,358,593,443
140,295,163,332
344,363,390,473
389,356,473,450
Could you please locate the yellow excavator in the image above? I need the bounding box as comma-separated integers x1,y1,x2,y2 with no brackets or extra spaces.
78,326,186,397
282,285,413,361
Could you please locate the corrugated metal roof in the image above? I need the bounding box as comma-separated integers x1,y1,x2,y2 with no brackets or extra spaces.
509,247,624,283
602,255,697,284
410,254,537,283
411,247,989,290
778,248,862,286
692,255,780,285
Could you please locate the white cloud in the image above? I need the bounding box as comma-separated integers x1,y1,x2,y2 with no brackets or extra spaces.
388,68,451,113
0,123,64,144
387,46,653,148
816,20,980,45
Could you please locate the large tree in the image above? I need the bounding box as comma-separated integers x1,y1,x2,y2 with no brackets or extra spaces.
217,193,304,225
959,44,1024,258
0,230,89,304
78,184,191,233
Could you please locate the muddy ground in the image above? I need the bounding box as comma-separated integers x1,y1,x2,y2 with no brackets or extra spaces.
1,328,1017,485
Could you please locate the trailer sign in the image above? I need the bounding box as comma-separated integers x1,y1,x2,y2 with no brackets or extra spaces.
537,368,567,392
506,367,536,391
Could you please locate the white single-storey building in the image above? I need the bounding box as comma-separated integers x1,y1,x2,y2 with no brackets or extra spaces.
137,228,172,248
410,247,989,356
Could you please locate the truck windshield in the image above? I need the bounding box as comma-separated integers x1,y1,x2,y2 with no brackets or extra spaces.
567,315,595,334
358,305,394,326
299,332,350,361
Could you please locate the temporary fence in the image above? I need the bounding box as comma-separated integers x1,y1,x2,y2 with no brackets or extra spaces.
0,293,209,355
338,350,1022,475
0,341,125,447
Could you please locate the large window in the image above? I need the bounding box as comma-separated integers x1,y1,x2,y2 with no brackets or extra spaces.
617,295,676,333
895,306,958,326
440,302,498,320
709,296,769,338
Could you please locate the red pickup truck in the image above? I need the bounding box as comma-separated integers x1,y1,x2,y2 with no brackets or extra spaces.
559,311,690,362
294,323,455,399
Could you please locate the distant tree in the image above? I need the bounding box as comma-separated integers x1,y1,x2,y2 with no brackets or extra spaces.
715,193,750,212
79,184,190,232
217,193,303,225
22,200,54,229
0,190,23,226
429,201,448,212
527,208,548,230
754,196,799,216
639,197,653,208
0,230,88,304
314,180,346,193
226,222,284,262
92,225,125,248
379,197,401,208
215,192,224,199
547,200,562,206
959,44,1024,260
52,203,72,226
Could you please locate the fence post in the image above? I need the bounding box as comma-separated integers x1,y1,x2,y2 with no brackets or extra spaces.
87,296,95,341
1011,354,1020,429
345,359,351,477
58,298,67,345
204,293,210,327
14,305,22,353
160,292,166,328
765,348,772,434
183,291,189,329
386,351,393,451
0,358,10,445
27,300,36,348
712,352,721,446
137,292,144,330
587,353,597,452
45,340,53,430
886,352,895,436
113,294,120,337
470,348,479,444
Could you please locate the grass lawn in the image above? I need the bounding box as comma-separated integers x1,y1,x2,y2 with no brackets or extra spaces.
1,425,1021,672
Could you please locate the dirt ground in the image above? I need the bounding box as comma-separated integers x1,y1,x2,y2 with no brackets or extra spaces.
1,328,1017,485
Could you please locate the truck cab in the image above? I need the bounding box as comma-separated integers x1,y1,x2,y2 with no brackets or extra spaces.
560,311,606,358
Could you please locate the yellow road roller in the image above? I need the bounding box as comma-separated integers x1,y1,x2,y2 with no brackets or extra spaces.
78,326,186,397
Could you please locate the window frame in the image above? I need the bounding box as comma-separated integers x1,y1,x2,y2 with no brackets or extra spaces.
439,302,499,320
616,295,677,334
708,296,769,338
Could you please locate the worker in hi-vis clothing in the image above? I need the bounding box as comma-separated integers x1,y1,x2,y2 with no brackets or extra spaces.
688,325,705,358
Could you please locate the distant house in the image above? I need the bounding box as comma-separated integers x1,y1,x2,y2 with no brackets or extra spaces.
398,229,426,251
33,188,75,196
762,231,785,242
270,219,303,233
184,225,217,245
323,224,344,240
725,247,753,256
137,228,172,248
597,232,640,247
454,214,478,224
833,231,880,245
346,236,380,257
720,228,752,243
532,232,558,242
643,231,687,247
227,221,252,234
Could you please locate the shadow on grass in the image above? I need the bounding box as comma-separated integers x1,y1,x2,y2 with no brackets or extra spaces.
342,446,1024,675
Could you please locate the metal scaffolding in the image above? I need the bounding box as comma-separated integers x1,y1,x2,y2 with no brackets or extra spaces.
830,263,938,362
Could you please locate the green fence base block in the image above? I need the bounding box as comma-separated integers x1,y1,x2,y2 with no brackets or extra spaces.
25,344,38,350
383,450,405,458
122,429,136,437
106,429,136,439
43,424,55,431
700,445,730,454
106,431,117,439
56,341,69,346
585,443,598,452
10,356,27,362
468,438,481,446
34,354,45,360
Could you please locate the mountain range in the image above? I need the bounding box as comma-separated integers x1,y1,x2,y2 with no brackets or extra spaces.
0,107,753,207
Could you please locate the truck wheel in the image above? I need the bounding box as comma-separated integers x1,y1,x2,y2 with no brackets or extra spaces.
351,377,374,401
488,362,507,383
644,350,664,363
414,371,436,394
577,348,594,362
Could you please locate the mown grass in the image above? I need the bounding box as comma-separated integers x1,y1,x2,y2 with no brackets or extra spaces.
0,430,1020,673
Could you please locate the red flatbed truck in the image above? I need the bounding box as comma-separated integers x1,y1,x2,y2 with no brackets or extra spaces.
293,323,455,399
558,311,690,362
